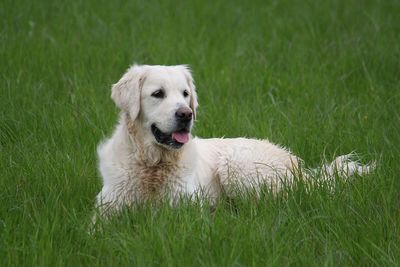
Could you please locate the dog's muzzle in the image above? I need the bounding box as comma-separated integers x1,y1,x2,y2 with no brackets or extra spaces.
151,107,193,149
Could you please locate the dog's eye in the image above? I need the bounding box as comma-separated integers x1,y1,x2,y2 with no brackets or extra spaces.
151,89,165,98
183,90,189,97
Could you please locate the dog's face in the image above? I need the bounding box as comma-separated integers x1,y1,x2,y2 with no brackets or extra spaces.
111,65,198,149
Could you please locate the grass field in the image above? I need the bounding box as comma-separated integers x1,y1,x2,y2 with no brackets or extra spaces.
1,0,400,265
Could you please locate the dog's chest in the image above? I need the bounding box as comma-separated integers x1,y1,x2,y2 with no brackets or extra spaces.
131,161,183,197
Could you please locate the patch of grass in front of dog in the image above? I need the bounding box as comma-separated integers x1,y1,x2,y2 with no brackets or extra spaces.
1,0,400,266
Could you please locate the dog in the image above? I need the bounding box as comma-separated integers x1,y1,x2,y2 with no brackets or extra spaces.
95,64,374,217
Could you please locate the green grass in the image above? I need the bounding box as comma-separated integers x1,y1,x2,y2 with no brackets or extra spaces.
1,0,400,265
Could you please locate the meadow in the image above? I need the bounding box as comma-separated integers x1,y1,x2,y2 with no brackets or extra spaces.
1,0,399,265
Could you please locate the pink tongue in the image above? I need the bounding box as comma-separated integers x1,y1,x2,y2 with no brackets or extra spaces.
172,132,189,144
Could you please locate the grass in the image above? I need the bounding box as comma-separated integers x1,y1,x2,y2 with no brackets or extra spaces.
1,0,400,265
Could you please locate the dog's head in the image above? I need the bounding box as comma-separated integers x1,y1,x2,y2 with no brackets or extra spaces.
111,64,198,149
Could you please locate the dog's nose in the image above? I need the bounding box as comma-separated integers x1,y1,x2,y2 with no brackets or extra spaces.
175,107,193,121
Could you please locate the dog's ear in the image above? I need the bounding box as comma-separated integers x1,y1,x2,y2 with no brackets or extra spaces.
180,65,198,120
111,65,146,121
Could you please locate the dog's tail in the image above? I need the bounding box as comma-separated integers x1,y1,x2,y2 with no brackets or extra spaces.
310,152,376,180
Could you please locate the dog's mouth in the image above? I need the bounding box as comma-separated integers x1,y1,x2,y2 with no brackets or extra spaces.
151,124,190,149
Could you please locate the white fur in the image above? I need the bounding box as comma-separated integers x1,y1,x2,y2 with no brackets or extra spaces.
95,64,374,217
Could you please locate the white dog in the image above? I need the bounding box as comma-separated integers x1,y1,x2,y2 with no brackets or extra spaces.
95,64,373,217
